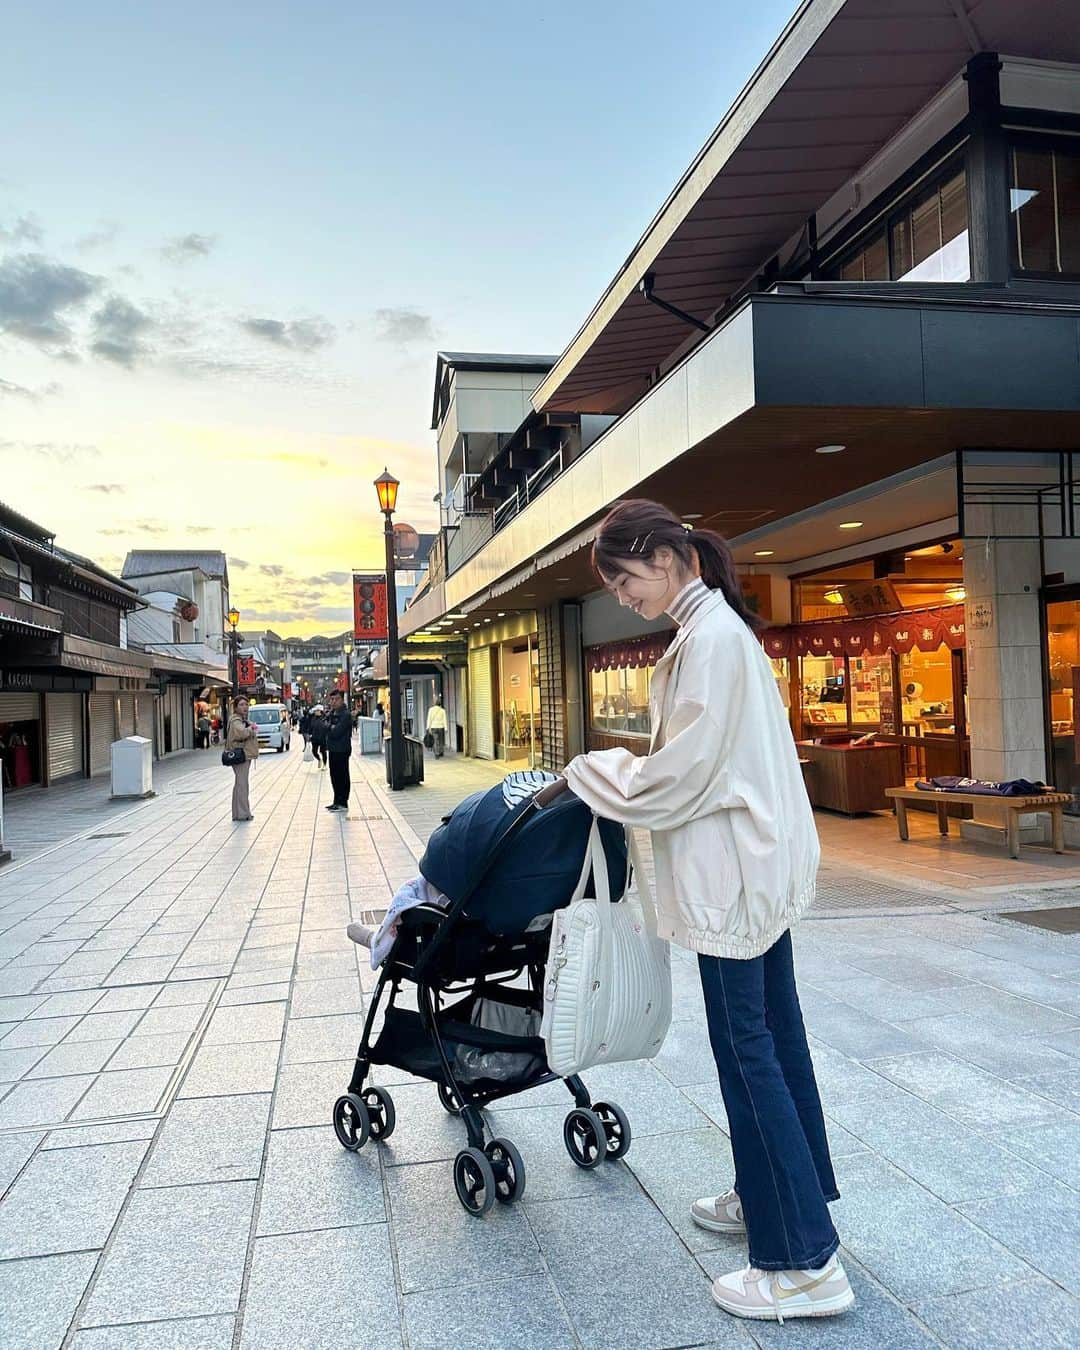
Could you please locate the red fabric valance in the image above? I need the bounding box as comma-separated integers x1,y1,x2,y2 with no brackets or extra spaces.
586,631,675,673
761,604,966,661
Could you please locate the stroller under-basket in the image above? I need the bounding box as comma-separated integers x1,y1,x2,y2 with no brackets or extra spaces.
331,777,632,1215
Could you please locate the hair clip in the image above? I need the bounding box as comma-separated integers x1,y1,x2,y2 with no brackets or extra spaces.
629,531,654,554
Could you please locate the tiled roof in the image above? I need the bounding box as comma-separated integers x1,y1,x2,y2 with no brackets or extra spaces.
122,550,228,579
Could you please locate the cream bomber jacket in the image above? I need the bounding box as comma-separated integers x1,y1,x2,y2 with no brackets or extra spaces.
563,586,820,959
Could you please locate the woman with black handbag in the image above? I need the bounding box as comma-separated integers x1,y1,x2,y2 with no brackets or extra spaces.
225,696,259,821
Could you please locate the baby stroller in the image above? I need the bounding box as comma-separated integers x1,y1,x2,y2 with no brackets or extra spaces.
331,777,632,1215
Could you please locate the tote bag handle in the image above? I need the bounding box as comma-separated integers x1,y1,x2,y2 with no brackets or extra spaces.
570,817,659,940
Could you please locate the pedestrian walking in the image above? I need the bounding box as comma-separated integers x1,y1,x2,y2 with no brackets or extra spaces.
559,499,852,1324
226,696,259,822
196,711,211,749
425,694,448,758
325,689,354,812
309,706,328,769
299,707,312,749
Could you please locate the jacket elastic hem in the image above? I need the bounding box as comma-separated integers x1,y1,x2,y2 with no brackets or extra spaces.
666,882,817,960
748,1233,840,1273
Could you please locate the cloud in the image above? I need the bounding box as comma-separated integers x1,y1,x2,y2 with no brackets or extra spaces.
258,563,284,577
89,295,154,366
161,232,217,264
231,557,250,569
0,439,97,462
86,483,125,494
311,570,351,586
185,525,215,536
373,307,435,345
239,316,334,352
0,214,43,245
98,519,167,537
0,252,101,350
0,377,63,400
312,606,354,623
76,220,121,252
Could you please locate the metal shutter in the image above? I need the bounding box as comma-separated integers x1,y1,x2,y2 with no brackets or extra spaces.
169,686,189,750
135,692,156,743
46,693,84,781
468,646,494,759
89,694,115,775
117,694,136,739
0,692,40,722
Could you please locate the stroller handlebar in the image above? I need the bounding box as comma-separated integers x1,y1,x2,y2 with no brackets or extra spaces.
532,776,570,809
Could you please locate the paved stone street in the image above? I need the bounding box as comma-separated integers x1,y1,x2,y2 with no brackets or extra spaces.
1,745,1079,1348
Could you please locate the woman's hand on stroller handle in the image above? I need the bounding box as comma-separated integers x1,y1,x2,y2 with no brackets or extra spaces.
532,776,569,808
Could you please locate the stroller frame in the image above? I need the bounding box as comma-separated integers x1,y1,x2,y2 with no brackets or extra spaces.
331,784,632,1215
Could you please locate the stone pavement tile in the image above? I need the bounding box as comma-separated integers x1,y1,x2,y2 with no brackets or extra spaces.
105,1032,192,1071
72,1314,237,1349
891,1013,1078,1079
961,1182,1080,1296
915,1276,1080,1349
2,1014,83,1048
152,978,220,1007
576,1059,712,1136
0,1130,42,1192
827,1087,1046,1203
226,965,298,990
1,1044,48,1080
66,1010,146,1042
713,1253,939,1349
816,974,955,1024
257,1123,384,1234
403,1273,579,1349
829,1153,1029,1302
0,966,53,995
94,984,162,1012
1037,1027,1080,1059
218,982,291,1007
292,951,360,982
376,1081,471,1167
43,1120,158,1150
802,1000,930,1060
240,1225,400,1350
625,1125,737,1254
80,1180,256,1326
527,1188,726,1348
29,1038,122,1078
994,1117,1080,1190
203,1001,286,1045
142,1094,269,1187
925,983,1080,1035
135,1003,207,1037
288,975,363,1018
385,1159,543,1294
1016,1067,1080,1113
0,1138,149,1258
868,1051,1066,1129
483,1101,642,1206
282,1011,362,1063
72,1066,173,1120
650,1017,722,1086
271,1059,352,1129
104,956,179,986
0,1250,99,1350
28,989,106,1019
0,1074,95,1128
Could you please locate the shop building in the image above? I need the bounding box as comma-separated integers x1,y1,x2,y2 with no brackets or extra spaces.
402,3,1080,847
121,551,232,658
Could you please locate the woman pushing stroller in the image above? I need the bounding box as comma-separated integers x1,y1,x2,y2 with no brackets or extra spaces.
558,498,853,1324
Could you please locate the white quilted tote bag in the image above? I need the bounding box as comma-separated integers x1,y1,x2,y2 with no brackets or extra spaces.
541,816,671,1077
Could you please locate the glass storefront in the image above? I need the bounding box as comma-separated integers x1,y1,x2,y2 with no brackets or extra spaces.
590,664,652,737
1045,595,1080,813
498,634,542,767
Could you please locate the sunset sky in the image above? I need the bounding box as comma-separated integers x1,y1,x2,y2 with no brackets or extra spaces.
1,1,793,636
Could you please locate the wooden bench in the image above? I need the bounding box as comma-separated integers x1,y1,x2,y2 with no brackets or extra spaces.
884,787,1073,859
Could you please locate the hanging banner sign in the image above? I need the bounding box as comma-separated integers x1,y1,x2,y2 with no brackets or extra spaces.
354,573,389,642
236,656,257,687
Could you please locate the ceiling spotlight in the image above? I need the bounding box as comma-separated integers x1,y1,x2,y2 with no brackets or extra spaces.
448,612,469,618
754,550,775,557
823,590,845,605
815,444,846,455
497,612,506,617
839,521,863,530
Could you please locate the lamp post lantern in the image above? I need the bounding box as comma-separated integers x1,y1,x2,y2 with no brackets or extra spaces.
343,641,353,703
227,607,241,700
374,468,405,789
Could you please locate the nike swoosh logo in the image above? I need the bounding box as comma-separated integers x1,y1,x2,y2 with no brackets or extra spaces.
776,1269,838,1299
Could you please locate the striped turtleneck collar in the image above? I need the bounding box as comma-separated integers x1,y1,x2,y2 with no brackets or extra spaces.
666,576,712,627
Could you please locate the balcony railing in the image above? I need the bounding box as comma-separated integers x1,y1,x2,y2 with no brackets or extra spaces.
0,593,64,635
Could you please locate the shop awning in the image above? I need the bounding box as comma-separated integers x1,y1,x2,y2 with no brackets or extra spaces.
761,604,966,659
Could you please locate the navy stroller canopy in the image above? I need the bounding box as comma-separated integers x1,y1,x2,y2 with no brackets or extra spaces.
419,781,628,937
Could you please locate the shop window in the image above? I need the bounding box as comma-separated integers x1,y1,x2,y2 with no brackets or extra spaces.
850,656,894,728
589,664,654,738
839,230,889,281
899,646,957,732
0,557,32,601
799,656,848,734
1045,598,1080,813
1011,142,1080,275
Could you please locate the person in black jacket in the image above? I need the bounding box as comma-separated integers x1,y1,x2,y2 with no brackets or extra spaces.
308,707,328,769
299,708,312,750
324,690,354,811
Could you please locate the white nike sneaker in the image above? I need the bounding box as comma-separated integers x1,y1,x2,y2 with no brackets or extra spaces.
711,1255,855,1322
691,1187,745,1234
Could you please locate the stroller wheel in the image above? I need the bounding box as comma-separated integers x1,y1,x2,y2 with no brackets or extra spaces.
437,1081,462,1115
332,1093,370,1151
485,1137,526,1204
563,1108,606,1170
364,1086,396,1141
453,1147,496,1216
592,1101,632,1160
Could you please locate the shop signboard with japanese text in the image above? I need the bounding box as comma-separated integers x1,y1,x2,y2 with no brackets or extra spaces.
236,656,257,687
354,573,388,642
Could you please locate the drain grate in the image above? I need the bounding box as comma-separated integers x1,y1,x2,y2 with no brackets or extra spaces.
998,906,1080,934
812,869,946,914
87,832,131,840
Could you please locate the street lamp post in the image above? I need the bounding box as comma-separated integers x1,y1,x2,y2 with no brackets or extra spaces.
277,658,285,702
343,641,353,705
375,468,405,790
227,607,240,700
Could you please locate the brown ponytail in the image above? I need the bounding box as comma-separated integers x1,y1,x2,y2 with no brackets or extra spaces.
592,498,763,632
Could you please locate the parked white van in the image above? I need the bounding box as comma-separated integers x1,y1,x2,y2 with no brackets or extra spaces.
248,703,292,753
